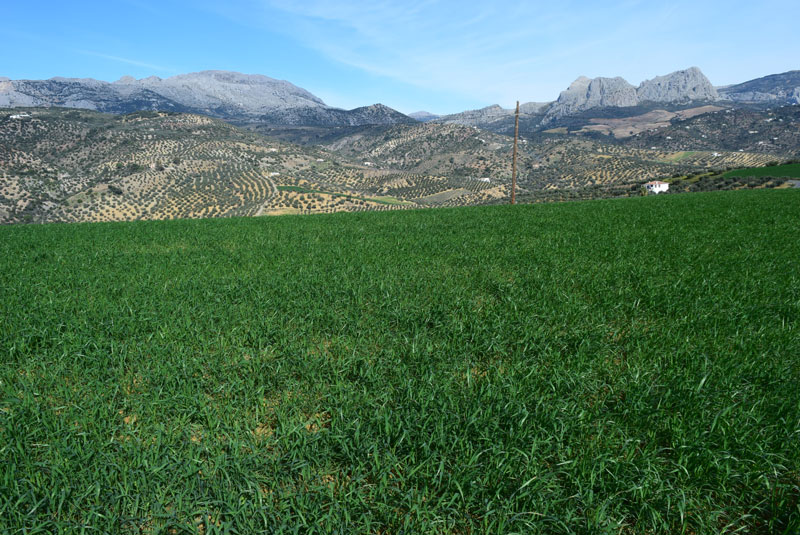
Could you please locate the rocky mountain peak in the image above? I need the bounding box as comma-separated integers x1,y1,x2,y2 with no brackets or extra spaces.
637,67,718,103
544,75,637,123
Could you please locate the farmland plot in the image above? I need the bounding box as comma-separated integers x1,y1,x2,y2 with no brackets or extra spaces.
1,190,798,534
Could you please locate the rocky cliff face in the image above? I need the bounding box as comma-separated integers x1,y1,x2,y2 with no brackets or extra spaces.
543,68,718,124
637,67,718,102
0,71,412,127
544,76,638,123
111,71,325,114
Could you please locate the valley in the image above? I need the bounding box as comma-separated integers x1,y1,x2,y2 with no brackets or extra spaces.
2,68,800,224
2,103,798,224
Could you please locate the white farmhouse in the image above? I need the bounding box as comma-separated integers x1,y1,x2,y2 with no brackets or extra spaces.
644,180,669,194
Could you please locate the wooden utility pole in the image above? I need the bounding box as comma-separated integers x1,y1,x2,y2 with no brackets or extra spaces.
511,100,519,205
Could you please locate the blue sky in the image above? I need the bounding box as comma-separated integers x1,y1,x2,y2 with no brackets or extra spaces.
3,0,799,115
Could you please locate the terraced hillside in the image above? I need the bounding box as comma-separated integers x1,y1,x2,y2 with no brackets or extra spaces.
1,107,796,223
325,122,782,193
0,108,415,223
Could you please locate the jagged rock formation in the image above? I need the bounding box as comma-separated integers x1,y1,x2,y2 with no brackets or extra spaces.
0,71,414,127
637,67,718,103
543,68,719,124
543,76,638,123
718,70,800,103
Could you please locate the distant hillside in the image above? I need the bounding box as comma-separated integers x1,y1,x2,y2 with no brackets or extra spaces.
623,105,800,156
324,121,529,176
0,71,415,128
718,70,800,104
434,103,548,135
321,120,783,195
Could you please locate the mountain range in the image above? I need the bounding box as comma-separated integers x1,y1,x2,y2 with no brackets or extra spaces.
2,65,800,225
3,68,799,134
0,71,415,127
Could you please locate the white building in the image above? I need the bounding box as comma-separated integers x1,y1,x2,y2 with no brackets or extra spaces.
644,181,669,194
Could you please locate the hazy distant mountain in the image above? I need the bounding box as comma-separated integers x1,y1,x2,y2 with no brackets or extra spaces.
437,103,546,125
718,70,800,104
437,104,516,126
409,111,440,122
0,71,414,127
256,103,415,127
433,103,549,136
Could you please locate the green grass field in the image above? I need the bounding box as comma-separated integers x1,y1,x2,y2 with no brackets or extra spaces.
1,191,798,534
722,163,800,179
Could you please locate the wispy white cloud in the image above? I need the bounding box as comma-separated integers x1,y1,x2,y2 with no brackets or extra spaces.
254,0,654,105
75,50,178,74
197,0,800,109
